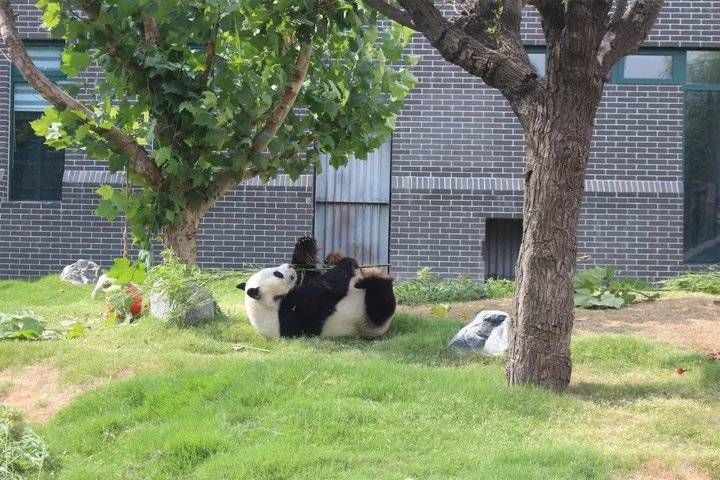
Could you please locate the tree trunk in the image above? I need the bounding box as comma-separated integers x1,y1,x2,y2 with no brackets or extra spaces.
507,85,603,391
164,210,202,265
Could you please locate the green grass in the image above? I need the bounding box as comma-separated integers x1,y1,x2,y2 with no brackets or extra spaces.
0,275,719,479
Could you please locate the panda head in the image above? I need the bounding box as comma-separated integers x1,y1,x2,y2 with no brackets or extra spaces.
237,263,297,306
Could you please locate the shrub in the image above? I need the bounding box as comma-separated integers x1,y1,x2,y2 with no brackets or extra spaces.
485,278,515,299
664,271,720,295
574,267,659,309
394,268,489,305
0,407,51,480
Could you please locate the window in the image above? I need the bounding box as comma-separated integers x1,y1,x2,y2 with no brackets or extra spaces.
10,44,65,201
485,218,522,280
684,50,720,263
526,47,546,77
687,51,720,85
613,50,683,84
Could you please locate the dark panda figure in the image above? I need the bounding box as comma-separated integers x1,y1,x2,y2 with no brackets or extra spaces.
237,237,396,338
290,235,347,287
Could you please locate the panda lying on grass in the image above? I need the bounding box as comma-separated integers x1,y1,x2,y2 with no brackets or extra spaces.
237,237,396,338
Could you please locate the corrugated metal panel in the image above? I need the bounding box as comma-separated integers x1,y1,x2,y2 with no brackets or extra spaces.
314,204,390,267
486,218,523,280
316,141,391,203
314,140,391,267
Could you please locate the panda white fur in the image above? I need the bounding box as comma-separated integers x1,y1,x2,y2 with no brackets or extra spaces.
237,239,396,338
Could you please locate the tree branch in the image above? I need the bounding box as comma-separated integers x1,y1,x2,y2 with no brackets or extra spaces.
199,19,220,88
0,0,163,187
361,0,417,30
394,0,543,124
204,40,314,206
142,16,159,45
610,0,629,27
597,0,664,76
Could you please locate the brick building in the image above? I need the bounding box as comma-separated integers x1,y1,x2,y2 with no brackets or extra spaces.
1,1,719,280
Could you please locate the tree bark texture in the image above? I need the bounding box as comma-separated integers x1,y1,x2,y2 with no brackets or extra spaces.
507,83,604,391
164,210,203,265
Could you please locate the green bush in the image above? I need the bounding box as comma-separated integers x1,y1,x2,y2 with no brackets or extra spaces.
394,268,489,305
485,278,515,299
664,271,720,295
574,267,659,309
0,407,51,480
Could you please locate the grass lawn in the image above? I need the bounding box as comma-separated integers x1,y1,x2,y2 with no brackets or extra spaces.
1,275,719,479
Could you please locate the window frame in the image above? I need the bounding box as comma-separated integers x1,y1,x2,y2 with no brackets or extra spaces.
611,48,685,85
681,48,720,263
9,40,66,202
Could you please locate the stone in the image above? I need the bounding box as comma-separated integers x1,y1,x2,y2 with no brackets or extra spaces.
149,283,218,327
60,260,101,285
448,310,510,356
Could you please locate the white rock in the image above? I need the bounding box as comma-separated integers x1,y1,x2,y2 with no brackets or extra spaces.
448,310,510,356
60,260,101,285
149,283,217,326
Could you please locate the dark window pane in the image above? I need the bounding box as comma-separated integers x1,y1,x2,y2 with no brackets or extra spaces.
485,218,522,280
687,51,720,85
684,91,720,263
623,55,673,79
11,111,65,201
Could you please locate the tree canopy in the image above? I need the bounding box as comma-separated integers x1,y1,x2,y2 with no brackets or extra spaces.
0,0,416,259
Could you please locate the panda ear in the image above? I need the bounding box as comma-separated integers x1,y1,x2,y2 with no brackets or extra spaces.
237,282,246,290
246,287,261,300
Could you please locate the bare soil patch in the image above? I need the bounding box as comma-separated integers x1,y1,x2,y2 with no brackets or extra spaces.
399,293,720,353
0,363,132,423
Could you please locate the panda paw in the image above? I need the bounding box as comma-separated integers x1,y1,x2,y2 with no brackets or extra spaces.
292,236,319,266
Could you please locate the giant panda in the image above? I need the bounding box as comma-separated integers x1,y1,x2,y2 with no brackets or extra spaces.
237,238,396,338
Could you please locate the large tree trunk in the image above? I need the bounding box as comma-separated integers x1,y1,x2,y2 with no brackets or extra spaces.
164,210,202,265
507,85,603,391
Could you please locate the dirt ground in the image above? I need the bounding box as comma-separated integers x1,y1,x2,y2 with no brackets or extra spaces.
400,293,720,354
0,364,132,423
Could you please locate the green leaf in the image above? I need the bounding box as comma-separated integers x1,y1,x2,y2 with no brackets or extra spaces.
95,199,119,222
106,257,147,285
97,184,114,200
61,50,91,77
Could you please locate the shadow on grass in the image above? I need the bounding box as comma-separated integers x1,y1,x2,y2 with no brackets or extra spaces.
569,376,718,404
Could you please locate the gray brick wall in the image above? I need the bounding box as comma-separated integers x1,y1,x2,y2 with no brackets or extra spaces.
1,0,718,281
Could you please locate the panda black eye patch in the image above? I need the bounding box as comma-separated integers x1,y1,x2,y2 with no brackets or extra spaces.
273,271,284,279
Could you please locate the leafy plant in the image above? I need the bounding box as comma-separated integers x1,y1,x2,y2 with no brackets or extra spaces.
104,287,139,323
485,278,515,299
395,268,489,305
574,267,659,309
664,271,720,295
145,250,217,326
0,406,51,480
106,257,147,286
0,312,61,341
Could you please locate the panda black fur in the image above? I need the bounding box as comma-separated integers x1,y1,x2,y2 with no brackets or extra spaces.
237,238,396,338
